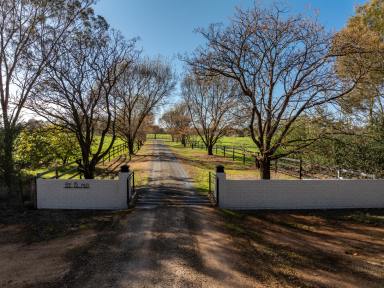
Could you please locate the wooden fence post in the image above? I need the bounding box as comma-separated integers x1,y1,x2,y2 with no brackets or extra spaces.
223,146,226,157
232,148,235,161
299,158,303,179
32,176,37,209
208,171,211,193
55,161,58,179
243,153,245,165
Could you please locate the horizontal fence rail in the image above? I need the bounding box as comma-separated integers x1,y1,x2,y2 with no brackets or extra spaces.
187,139,376,180
37,142,136,180
36,160,78,179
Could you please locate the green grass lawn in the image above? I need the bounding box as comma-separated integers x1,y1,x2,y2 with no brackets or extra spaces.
167,140,293,195
23,136,127,178
152,134,258,150
24,165,80,179
189,135,258,152
92,135,125,154
217,136,257,149
180,137,258,166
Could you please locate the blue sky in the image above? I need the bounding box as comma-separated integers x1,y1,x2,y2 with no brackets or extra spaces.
94,0,366,113
95,0,366,64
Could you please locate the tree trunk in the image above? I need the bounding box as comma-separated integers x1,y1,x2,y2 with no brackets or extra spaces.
83,164,95,179
128,140,135,155
259,157,271,180
181,135,186,147
1,128,17,199
207,144,213,155
78,146,96,179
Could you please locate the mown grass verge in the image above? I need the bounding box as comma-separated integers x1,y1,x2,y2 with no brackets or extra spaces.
166,140,293,195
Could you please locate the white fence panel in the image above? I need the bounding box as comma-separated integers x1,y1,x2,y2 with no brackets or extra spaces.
217,173,384,210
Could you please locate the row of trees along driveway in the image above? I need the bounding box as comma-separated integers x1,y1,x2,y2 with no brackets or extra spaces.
184,6,368,179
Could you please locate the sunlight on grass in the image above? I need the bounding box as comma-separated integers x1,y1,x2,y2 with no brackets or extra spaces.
166,139,295,195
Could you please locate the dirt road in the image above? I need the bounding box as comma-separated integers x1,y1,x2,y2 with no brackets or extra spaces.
51,140,257,288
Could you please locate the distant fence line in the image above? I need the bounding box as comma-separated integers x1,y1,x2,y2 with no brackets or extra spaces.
37,140,146,180
186,139,376,180
36,142,129,180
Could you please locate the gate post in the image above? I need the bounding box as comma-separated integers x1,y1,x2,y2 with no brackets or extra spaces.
216,165,226,207
119,165,130,208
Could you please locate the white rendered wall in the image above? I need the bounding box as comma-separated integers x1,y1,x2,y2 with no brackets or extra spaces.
37,172,129,210
217,173,384,210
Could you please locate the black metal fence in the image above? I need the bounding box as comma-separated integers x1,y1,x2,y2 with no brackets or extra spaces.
37,142,130,180
101,142,129,165
36,160,80,179
189,140,376,180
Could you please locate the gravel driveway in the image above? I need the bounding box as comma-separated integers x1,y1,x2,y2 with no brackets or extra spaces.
51,140,257,288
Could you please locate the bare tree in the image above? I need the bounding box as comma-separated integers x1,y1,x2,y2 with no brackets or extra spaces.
29,17,136,179
160,102,191,145
182,74,238,155
0,0,94,190
187,6,364,178
115,58,175,154
135,113,154,146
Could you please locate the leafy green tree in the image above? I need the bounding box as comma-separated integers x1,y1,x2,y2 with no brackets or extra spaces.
335,0,384,121
15,127,54,169
14,123,81,169
329,0,384,177
48,130,81,166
